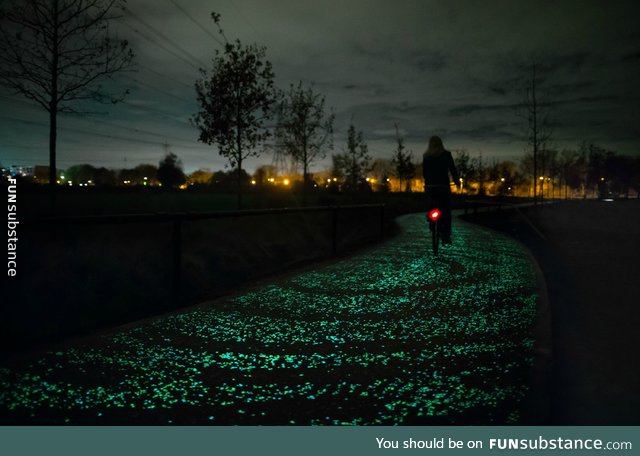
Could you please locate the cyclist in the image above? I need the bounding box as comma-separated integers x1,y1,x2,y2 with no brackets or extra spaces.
422,136,460,244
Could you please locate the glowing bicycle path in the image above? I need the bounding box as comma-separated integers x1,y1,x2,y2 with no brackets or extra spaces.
0,213,538,425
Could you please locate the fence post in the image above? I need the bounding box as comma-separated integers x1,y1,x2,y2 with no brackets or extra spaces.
171,217,182,306
332,206,338,254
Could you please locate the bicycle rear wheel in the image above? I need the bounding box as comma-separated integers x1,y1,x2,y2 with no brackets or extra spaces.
431,221,439,255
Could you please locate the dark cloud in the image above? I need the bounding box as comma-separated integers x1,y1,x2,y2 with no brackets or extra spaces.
621,50,640,62
551,94,624,106
450,126,519,141
545,82,594,97
448,103,519,117
2,0,639,173
412,52,448,72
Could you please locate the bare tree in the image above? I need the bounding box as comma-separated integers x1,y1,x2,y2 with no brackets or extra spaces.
518,62,553,205
278,81,334,190
471,152,486,196
192,13,277,209
544,148,559,198
369,158,393,192
391,123,415,192
0,0,134,209
453,149,472,194
343,120,370,192
558,149,577,199
270,121,298,177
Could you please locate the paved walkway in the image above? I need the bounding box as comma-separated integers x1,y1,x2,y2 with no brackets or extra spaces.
0,213,540,425
464,200,640,425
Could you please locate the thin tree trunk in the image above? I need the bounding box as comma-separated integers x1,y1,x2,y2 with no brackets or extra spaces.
49,108,57,212
302,137,308,205
49,0,59,213
236,95,243,209
237,157,243,210
532,64,538,207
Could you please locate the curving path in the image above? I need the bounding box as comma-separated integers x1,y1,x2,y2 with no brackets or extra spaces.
0,213,539,425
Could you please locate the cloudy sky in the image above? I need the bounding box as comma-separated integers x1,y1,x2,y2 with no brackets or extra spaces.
1,0,639,174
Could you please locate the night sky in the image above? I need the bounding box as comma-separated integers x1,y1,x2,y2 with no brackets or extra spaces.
1,0,639,174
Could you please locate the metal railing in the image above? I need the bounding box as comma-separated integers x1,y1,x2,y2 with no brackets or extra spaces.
463,199,505,215
24,204,386,305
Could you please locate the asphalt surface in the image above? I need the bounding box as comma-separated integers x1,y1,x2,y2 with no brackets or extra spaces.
464,199,640,425
0,213,540,425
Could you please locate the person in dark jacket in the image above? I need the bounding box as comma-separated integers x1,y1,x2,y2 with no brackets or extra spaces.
422,136,460,243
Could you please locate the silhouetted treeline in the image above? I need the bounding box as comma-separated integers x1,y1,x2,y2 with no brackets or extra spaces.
444,143,640,199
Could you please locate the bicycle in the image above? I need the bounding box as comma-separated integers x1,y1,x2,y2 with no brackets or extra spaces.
427,207,442,255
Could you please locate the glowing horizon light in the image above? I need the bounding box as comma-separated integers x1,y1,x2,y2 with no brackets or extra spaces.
283,179,290,186
251,180,256,185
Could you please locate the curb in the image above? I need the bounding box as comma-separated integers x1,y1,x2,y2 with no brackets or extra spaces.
456,215,553,424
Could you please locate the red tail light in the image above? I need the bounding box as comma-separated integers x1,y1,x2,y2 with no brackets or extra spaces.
428,208,441,222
